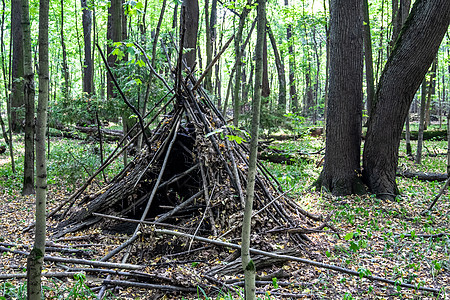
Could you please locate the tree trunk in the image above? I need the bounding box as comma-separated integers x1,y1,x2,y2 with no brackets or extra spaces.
242,0,265,297
363,0,450,200
233,0,252,127
0,0,15,172
405,113,412,156
362,0,375,117
424,57,437,129
318,0,363,196
267,23,286,115
204,0,212,91
261,31,270,98
21,0,35,196
182,0,199,70
27,0,49,297
416,78,427,164
81,0,93,95
60,0,70,100
107,0,122,100
285,0,297,112
10,0,24,132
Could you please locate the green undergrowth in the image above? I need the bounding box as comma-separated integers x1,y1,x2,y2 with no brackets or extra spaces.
0,135,123,195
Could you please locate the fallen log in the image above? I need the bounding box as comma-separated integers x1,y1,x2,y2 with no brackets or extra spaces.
397,170,448,182
402,129,447,141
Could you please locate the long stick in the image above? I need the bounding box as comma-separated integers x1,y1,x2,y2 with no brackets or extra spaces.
192,34,234,91
155,229,441,294
96,43,151,148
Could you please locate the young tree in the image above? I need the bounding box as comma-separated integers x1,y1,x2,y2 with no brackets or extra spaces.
285,0,298,112
27,0,48,297
318,0,364,195
233,0,252,127
267,23,286,114
241,0,265,297
10,0,24,132
363,0,450,199
21,0,35,196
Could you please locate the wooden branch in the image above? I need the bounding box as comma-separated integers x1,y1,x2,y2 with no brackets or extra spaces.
133,42,172,91
423,175,450,213
0,272,79,280
100,232,141,262
102,279,196,292
395,232,450,239
0,246,143,270
192,34,234,91
155,229,441,294
95,43,151,148
155,189,204,223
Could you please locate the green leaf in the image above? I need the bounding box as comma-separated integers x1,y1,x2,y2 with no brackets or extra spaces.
136,59,146,68
272,277,279,288
344,232,354,241
325,250,331,257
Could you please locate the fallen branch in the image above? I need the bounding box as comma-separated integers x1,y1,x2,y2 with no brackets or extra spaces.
102,279,196,292
0,246,143,270
422,175,450,214
0,272,79,280
156,229,441,294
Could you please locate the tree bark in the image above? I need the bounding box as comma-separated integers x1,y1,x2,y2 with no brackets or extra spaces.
285,0,297,112
21,0,35,196
319,0,364,195
10,0,24,132
27,0,49,297
182,0,199,70
242,0,266,297
415,79,427,164
81,0,93,95
60,0,70,100
107,0,122,100
363,0,450,199
362,0,375,117
267,23,286,115
233,0,252,127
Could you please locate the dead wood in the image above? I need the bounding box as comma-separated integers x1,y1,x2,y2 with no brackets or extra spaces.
0,272,79,280
156,229,441,294
397,169,448,182
0,246,143,270
102,279,196,293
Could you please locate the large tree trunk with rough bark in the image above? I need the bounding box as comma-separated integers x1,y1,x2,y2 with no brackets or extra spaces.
318,0,363,195
363,0,450,200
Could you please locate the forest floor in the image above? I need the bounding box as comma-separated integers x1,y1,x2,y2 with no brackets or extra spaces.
0,134,449,299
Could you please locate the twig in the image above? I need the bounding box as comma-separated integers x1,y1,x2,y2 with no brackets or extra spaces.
133,42,172,91
422,175,450,214
192,34,234,91
96,43,151,148
155,229,441,294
